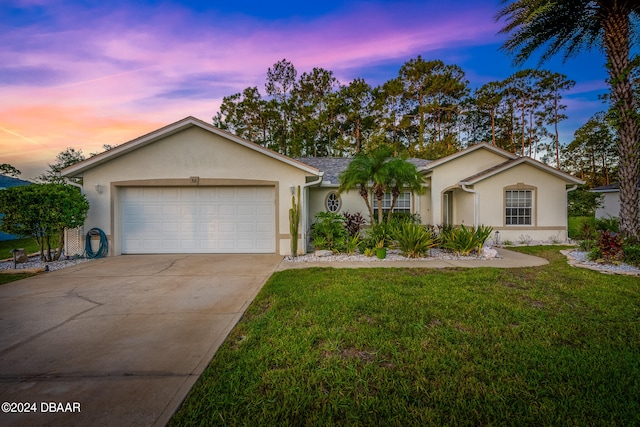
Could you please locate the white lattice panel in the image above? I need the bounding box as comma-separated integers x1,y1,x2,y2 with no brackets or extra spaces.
64,227,84,257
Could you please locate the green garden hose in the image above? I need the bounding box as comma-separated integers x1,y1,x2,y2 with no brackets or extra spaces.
85,228,108,258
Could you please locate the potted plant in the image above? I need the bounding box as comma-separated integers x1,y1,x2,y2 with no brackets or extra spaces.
375,240,387,259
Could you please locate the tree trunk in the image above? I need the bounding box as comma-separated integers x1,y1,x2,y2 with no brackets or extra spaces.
554,92,560,168
374,185,385,225
54,229,65,261
387,186,400,223
602,7,640,237
45,234,52,262
491,107,496,145
521,99,526,156
359,185,375,225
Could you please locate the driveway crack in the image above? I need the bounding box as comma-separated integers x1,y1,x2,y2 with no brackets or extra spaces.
0,290,104,358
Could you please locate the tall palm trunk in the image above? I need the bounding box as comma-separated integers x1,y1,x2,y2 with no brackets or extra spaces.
601,5,640,237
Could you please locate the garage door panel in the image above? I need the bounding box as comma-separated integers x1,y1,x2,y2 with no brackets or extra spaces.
122,186,275,254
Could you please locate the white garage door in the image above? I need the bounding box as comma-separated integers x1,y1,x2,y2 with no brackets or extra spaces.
121,187,275,254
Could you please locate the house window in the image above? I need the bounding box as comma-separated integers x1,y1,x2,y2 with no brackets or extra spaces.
325,191,341,213
505,190,532,225
372,192,412,214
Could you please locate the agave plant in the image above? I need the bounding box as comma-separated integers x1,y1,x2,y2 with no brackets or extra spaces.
440,224,493,256
394,222,439,258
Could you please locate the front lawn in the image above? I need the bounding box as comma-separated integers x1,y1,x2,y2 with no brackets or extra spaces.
171,247,640,426
0,237,37,259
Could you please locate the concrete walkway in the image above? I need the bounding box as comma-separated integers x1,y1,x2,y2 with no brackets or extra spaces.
276,247,549,270
0,254,282,427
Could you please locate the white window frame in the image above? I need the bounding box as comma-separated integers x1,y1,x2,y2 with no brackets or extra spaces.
325,191,342,213
505,188,534,226
372,191,412,214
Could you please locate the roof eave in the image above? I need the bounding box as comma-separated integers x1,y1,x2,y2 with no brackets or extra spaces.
462,157,584,185
62,116,322,177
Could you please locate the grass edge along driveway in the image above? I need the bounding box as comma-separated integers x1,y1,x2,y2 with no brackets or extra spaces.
166,247,636,425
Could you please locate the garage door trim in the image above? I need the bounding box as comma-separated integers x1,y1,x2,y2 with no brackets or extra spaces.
113,179,278,255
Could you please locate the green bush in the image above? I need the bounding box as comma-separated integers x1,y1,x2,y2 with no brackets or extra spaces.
568,216,596,240
623,240,640,267
310,212,347,252
595,216,619,233
595,231,624,262
393,222,438,258
343,212,366,237
361,222,396,250
440,224,493,256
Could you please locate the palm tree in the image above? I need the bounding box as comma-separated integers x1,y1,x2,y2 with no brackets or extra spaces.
497,0,640,237
339,147,425,224
338,147,392,224
384,157,425,222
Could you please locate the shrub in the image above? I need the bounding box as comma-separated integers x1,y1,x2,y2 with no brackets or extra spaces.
568,216,594,240
623,242,640,267
344,234,361,255
595,216,619,233
440,225,493,256
310,212,347,252
596,230,624,262
394,222,438,258
388,212,421,225
361,222,395,250
343,212,366,237
518,234,533,245
579,239,597,252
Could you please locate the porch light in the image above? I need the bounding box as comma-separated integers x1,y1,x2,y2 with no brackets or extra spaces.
289,185,295,195
94,183,103,194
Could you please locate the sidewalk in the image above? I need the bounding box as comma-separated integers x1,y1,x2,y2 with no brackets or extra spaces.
276,248,549,271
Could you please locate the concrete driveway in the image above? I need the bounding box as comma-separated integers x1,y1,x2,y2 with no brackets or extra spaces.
0,254,282,427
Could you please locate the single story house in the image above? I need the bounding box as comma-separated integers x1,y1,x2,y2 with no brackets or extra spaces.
0,175,32,241
62,116,583,256
591,180,640,219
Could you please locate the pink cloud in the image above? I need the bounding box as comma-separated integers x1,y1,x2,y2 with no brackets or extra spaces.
0,1,511,178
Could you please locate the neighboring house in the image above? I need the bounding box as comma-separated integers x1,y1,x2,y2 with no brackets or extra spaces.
591,180,640,219
62,117,583,256
0,175,32,241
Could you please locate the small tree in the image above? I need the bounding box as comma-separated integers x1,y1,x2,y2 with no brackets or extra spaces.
338,146,424,224
37,148,85,184
0,163,21,177
0,184,90,261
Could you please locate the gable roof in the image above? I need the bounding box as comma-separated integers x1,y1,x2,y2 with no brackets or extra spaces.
297,157,431,185
62,116,322,177
0,175,31,189
460,157,584,185
422,143,516,172
592,179,640,192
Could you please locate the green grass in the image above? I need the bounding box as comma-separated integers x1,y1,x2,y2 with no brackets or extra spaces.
170,247,640,426
0,273,35,285
0,237,38,259
0,236,60,259
568,216,595,240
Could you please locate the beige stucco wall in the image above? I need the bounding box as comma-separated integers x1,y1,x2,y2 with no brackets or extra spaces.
473,163,570,242
79,126,315,255
428,148,509,225
595,192,620,219
307,186,429,228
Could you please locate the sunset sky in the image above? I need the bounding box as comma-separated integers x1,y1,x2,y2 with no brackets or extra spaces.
1,0,617,179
